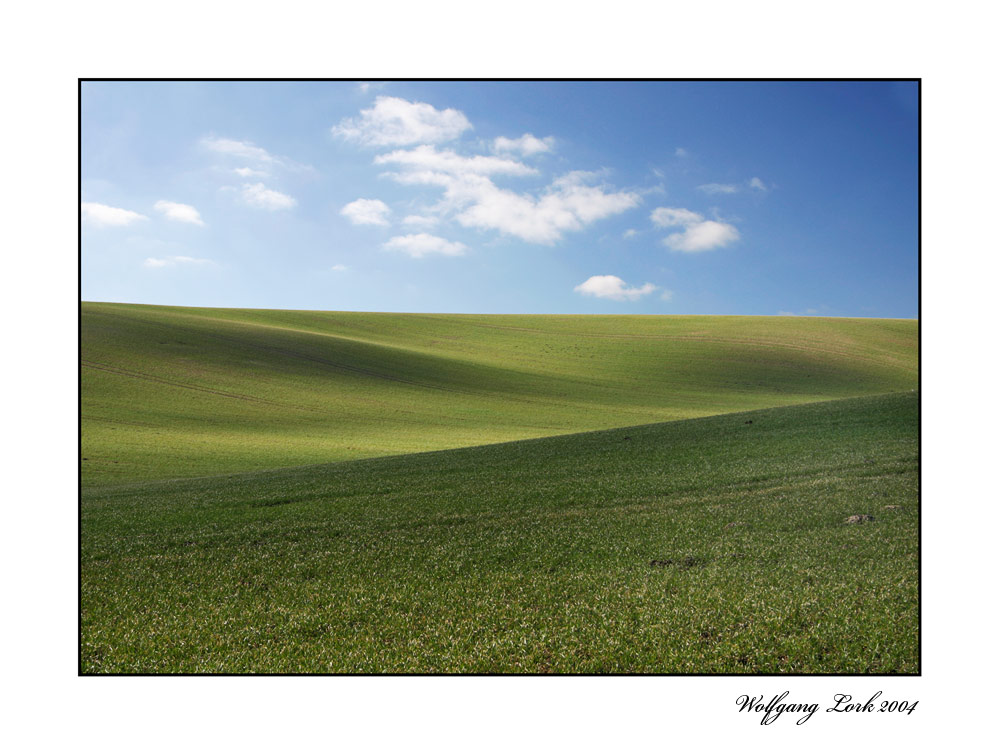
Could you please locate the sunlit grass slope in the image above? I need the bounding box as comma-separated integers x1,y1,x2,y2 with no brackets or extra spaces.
82,302,917,484
81,392,918,674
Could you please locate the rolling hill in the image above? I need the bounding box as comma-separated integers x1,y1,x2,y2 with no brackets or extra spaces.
81,391,919,673
82,302,917,484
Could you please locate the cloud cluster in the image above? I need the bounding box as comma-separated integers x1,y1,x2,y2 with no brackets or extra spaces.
574,275,657,301
331,97,637,245
333,96,473,147
82,202,147,227
203,136,306,210
154,200,204,226
651,206,739,252
383,233,467,258
341,198,391,226
383,160,638,244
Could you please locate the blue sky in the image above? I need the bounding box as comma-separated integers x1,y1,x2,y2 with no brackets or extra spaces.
81,80,918,317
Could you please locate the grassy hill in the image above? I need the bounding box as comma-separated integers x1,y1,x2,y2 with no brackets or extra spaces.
82,302,917,484
81,391,918,674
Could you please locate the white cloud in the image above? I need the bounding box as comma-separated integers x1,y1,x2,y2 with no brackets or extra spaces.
493,133,553,156
202,137,277,164
144,255,214,268
697,183,740,195
386,168,639,245
651,206,739,253
623,229,638,239
203,137,311,173
660,289,675,301
574,275,657,301
81,202,147,228
402,214,439,228
375,145,536,177
340,198,391,226
154,200,204,226
330,264,349,272
383,233,467,258
696,177,770,195
234,167,268,178
241,183,296,210
332,96,472,147
651,207,704,227
675,147,689,158
664,220,740,252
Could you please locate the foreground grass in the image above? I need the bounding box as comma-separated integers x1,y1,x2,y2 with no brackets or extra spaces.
81,392,918,674
82,303,917,484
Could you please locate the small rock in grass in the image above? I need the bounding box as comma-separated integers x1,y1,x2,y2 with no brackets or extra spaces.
885,505,902,510
844,514,875,524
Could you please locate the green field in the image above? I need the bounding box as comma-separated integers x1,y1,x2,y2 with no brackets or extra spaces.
82,392,918,673
80,303,918,673
82,302,917,485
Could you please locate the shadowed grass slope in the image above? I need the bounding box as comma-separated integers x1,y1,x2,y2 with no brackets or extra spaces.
82,302,918,484
81,392,918,674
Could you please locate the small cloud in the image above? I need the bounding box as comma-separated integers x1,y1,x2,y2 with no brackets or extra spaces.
330,264,349,272
241,183,296,210
651,207,703,227
340,198,391,226
493,133,554,156
154,200,204,226
144,255,214,269
82,202,147,228
202,136,311,172
332,96,472,147
202,137,277,164
357,82,387,94
749,176,768,192
234,167,268,178
574,275,657,302
697,183,740,195
383,233,467,258
675,147,689,158
651,206,739,253
623,229,638,239
660,289,674,301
